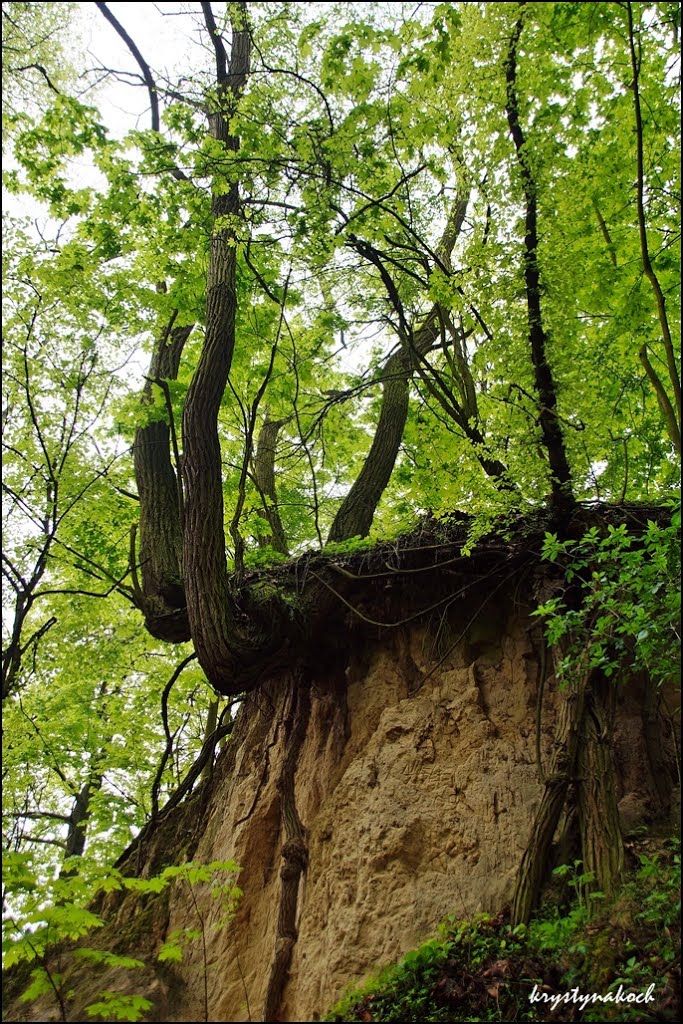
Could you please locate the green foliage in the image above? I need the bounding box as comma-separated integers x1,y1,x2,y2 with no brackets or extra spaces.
550,861,604,913
325,913,540,1022
324,937,452,1023
74,948,145,970
151,860,241,1022
537,838,681,1020
3,857,241,1022
534,507,681,686
325,836,681,1022
2,2,80,133
2,2,681,1016
85,992,153,1021
528,861,603,952
322,535,375,557
242,545,290,570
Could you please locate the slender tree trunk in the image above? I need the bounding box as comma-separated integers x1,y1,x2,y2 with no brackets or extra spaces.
59,774,103,876
253,415,290,555
63,780,98,860
199,698,219,784
327,346,412,542
504,8,575,522
626,1,681,452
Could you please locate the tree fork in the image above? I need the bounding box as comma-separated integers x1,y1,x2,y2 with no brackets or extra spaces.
329,193,470,543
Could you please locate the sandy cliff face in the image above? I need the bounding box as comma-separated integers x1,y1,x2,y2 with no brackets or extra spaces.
6,577,675,1024
122,589,671,1024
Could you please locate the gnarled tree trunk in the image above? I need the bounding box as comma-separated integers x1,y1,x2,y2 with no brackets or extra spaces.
511,659,589,926
577,671,624,896
180,3,254,694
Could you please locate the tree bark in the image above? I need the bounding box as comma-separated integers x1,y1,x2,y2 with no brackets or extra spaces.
641,679,675,813
252,415,290,555
511,662,589,926
59,773,103,876
263,678,311,1023
134,321,193,642
181,4,253,693
504,9,575,523
199,698,219,784
327,344,413,543
577,671,624,897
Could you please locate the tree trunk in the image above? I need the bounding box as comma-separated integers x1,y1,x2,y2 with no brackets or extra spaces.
626,2,681,452
577,671,624,897
263,678,311,1023
641,679,675,813
199,698,219,784
505,11,575,523
134,321,193,642
511,663,589,926
181,5,253,694
252,415,290,555
327,345,412,543
59,774,103,875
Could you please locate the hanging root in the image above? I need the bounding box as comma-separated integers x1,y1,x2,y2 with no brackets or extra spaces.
262,677,311,1022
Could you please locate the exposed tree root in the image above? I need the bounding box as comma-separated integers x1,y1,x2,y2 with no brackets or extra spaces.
512,663,626,924
511,662,589,926
262,676,311,1023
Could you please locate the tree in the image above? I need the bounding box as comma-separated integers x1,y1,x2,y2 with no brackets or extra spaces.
3,0,680,965
2,1,78,128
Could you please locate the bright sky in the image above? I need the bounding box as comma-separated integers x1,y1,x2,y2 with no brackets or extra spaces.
78,2,205,135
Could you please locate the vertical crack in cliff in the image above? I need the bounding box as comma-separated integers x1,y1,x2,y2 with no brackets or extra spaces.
262,676,311,1023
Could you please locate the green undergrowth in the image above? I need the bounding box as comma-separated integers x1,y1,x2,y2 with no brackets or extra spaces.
324,834,680,1023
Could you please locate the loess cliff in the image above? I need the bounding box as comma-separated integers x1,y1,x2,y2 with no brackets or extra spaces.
5,514,679,1023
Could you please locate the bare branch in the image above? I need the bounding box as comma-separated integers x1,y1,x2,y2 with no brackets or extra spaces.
8,63,60,94
200,2,228,85
95,2,160,132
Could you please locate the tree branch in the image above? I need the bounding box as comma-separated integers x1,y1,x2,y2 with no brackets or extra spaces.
95,2,160,132
626,0,681,450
